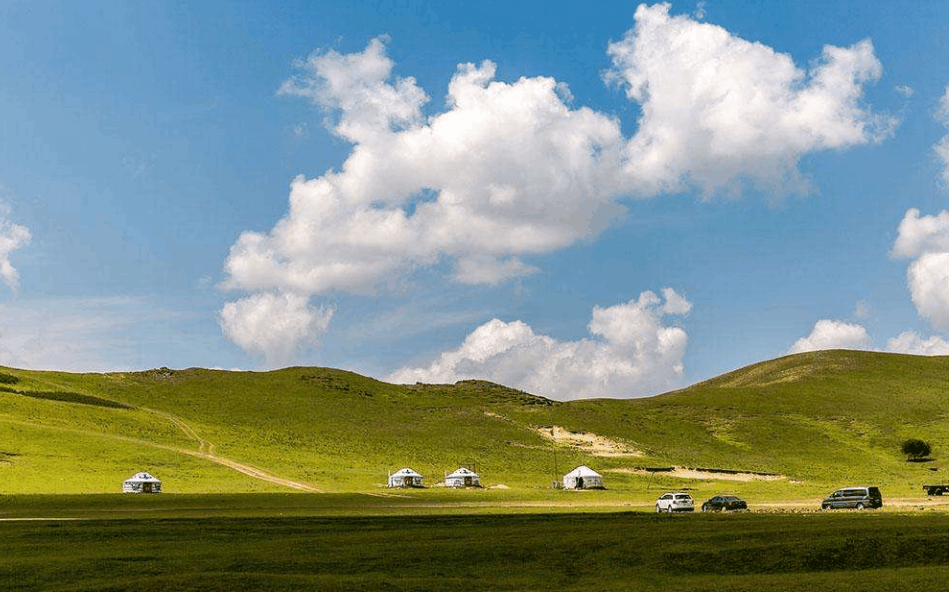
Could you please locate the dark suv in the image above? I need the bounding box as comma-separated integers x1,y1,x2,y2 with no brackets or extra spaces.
820,486,882,510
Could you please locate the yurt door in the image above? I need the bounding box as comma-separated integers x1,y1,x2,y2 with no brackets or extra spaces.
464,476,472,486
142,482,152,493
577,476,584,489
404,476,412,487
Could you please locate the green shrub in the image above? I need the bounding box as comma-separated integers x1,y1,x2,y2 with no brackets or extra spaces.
902,438,932,460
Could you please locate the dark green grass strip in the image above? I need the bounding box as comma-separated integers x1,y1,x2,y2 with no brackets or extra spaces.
0,386,133,409
3,512,949,591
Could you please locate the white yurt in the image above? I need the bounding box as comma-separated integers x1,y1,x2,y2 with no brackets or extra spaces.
563,465,604,490
122,471,162,494
388,467,424,488
445,467,480,488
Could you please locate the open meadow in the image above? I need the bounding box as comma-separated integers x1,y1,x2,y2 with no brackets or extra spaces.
4,493,949,591
3,350,949,497
4,351,949,588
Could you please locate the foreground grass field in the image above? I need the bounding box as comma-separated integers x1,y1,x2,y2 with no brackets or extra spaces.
4,496,949,591
3,348,949,591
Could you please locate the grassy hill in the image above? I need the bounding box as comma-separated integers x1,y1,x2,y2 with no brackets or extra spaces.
1,349,948,498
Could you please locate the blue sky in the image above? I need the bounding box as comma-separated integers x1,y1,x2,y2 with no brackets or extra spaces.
3,1,949,400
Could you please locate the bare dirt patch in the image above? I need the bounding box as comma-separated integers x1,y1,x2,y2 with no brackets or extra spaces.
536,426,642,457
610,466,786,482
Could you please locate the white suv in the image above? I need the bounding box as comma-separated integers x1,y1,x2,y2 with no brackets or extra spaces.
656,492,694,512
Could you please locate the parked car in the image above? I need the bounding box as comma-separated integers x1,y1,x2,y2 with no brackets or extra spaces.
820,486,882,510
656,492,694,512
701,495,747,512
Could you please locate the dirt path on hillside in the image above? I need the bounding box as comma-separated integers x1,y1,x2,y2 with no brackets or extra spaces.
23,376,314,491
143,408,215,455
0,416,321,493
133,408,321,492
189,451,319,492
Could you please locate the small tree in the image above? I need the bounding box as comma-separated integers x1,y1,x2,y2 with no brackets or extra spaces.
902,438,932,460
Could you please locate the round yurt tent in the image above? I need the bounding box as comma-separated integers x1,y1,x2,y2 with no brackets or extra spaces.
445,467,480,488
122,471,162,494
388,467,424,488
563,465,603,490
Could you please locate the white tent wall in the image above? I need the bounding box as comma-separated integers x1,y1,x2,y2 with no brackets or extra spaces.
387,468,424,488
445,467,480,487
122,471,162,494
562,466,603,489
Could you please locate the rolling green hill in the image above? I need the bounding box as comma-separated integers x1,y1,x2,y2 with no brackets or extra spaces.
1,349,948,498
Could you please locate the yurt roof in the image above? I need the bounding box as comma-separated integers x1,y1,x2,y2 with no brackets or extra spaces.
564,465,601,478
447,467,478,478
125,472,161,482
391,468,422,477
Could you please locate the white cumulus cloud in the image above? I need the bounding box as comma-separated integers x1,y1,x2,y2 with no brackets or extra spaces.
387,289,691,400
227,47,626,296
0,200,31,293
221,5,892,367
886,88,949,348
886,331,949,356
606,3,894,198
219,292,334,368
906,252,949,333
891,208,949,259
788,319,871,354
892,209,949,334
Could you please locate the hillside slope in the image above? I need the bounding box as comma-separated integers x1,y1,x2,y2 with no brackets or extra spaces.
538,350,949,487
0,350,947,496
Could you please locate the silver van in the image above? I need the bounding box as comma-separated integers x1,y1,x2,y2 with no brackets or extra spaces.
820,486,882,510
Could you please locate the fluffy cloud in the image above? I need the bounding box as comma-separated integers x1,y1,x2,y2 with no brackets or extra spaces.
0,202,31,292
227,48,626,296
892,208,949,259
892,209,949,333
886,331,949,356
888,91,949,346
906,253,949,333
788,319,871,354
278,36,428,143
221,5,891,365
219,292,334,368
387,289,691,400
606,4,893,197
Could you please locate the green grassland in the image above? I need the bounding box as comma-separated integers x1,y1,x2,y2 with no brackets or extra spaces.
4,508,949,591
1,350,949,501
5,351,949,590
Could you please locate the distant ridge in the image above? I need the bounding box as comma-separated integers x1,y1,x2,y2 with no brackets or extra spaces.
690,349,907,389
0,350,947,495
